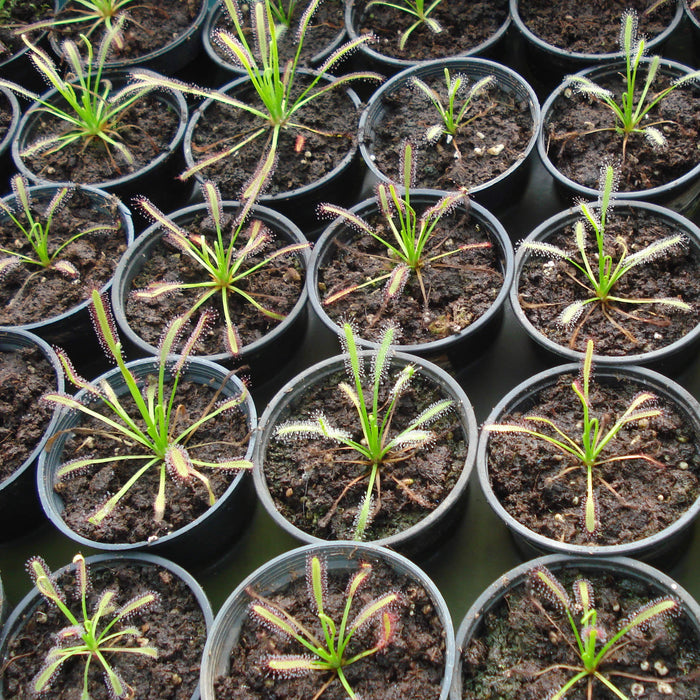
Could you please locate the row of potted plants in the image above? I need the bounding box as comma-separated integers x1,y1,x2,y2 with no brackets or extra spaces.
0,0,698,697
0,544,698,698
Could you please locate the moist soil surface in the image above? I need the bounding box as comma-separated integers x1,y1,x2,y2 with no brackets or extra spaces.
517,0,677,53
52,376,251,545
317,205,504,345
517,209,700,356
365,72,534,191
210,0,345,71
124,208,306,356
486,371,700,546
353,0,508,62
543,71,700,193
215,555,447,699
263,366,468,541
0,342,55,482
22,93,181,185
1,558,207,700
461,565,700,699
0,0,53,59
0,188,128,325
187,78,360,200
51,0,203,62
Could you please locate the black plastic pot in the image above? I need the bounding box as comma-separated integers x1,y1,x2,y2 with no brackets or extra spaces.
0,328,63,541
476,360,700,567
451,553,700,699
510,200,700,372
50,0,208,75
308,191,514,369
11,72,189,209
183,71,364,234
538,58,700,213
0,552,212,700
201,0,347,86
37,357,257,569
0,183,134,357
201,541,455,700
253,349,478,559
0,86,20,189
345,0,511,78
358,57,540,211
111,199,310,378
510,0,685,97
687,0,700,62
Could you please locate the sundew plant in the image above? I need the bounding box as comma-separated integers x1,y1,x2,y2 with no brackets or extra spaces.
120,0,382,198
274,322,453,540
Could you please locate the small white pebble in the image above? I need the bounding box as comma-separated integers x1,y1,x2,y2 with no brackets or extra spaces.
640,660,650,671
473,147,485,156
653,332,663,340
679,461,689,470
657,494,665,502
476,131,485,139
487,144,505,156
656,682,673,694
631,683,645,697
654,661,669,676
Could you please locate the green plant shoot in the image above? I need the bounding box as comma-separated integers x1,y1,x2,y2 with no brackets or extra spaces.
0,173,119,285
249,554,399,699
531,565,680,699
411,67,495,149
17,0,136,46
319,141,489,310
486,339,665,535
28,553,158,700
134,180,309,355
42,291,253,526
565,11,700,160
274,321,453,540
119,0,382,198
365,0,443,50
522,162,691,345
0,19,158,167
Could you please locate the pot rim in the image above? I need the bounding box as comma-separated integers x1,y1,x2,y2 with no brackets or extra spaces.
476,359,700,559
358,56,541,198
510,0,684,62
345,0,512,70
12,70,188,191
253,348,478,551
201,540,455,700
510,199,700,367
110,198,310,365
203,0,347,74
0,85,20,158
307,189,514,357
182,71,362,204
0,327,64,492
0,183,134,332
37,356,257,554
452,552,700,697
537,57,700,204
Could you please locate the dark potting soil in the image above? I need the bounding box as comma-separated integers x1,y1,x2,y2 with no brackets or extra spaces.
124,209,306,356
211,0,345,70
51,0,203,61
518,0,677,53
461,566,700,699
518,210,700,355
0,343,55,482
1,559,207,700
543,72,700,193
263,369,468,541
22,94,181,185
0,0,53,58
317,207,504,345
354,0,508,61
187,78,360,200
53,377,251,544
366,74,534,191
215,556,447,699
0,189,128,325
487,372,700,546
